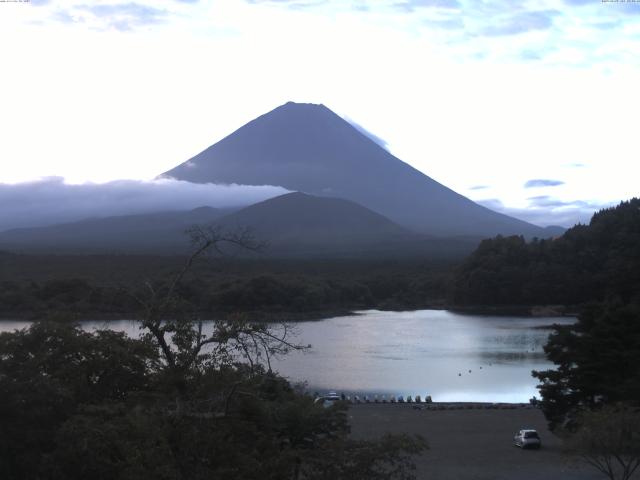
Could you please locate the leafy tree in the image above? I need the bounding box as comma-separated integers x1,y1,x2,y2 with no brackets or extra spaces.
566,405,640,480
452,198,640,307
0,322,157,479
533,303,640,431
0,225,427,479
127,226,305,411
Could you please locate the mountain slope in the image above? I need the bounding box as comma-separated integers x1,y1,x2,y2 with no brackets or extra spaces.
218,192,408,242
0,193,481,258
162,101,547,237
217,192,480,257
0,207,227,254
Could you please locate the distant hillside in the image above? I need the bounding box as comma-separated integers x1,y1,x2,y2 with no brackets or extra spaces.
218,192,407,248
451,198,640,306
0,192,481,259
162,101,549,238
216,192,481,258
0,207,227,254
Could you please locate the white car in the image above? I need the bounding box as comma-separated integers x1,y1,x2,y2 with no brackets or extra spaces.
314,392,341,408
514,429,541,449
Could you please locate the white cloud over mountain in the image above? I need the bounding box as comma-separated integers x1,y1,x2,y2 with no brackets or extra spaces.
1,0,638,229
0,178,289,232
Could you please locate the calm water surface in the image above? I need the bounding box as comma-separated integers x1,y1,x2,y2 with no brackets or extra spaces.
1,309,574,403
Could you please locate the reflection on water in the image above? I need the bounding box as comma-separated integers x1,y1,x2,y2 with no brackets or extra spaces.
0,309,574,403
269,310,574,403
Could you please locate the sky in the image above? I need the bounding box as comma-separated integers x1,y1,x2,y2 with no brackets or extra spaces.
0,0,639,228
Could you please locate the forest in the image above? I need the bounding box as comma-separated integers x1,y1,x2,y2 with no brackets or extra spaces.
451,198,640,307
0,255,452,320
0,229,427,479
1,199,640,479
2,200,638,322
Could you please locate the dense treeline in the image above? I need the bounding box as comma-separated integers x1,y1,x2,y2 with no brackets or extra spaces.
0,230,426,480
534,302,640,430
3,199,639,317
523,199,640,479
451,198,640,307
448,198,640,437
0,321,426,479
0,258,452,319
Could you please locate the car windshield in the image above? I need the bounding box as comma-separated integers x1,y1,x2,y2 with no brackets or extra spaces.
524,432,539,439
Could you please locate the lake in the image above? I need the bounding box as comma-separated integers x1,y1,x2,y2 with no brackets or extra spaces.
0,309,574,403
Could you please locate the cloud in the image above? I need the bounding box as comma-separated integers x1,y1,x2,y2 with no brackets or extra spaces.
51,9,77,24
524,179,565,188
0,178,290,232
520,49,543,60
469,185,489,190
477,196,612,227
23,0,640,67
245,0,328,9
526,195,605,210
393,0,461,12
564,0,640,16
46,1,201,31
621,4,640,15
345,118,389,150
481,10,558,36
425,17,465,29
74,3,168,31
591,20,621,30
526,195,568,208
608,2,640,15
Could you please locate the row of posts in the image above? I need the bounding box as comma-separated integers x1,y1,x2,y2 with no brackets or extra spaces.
342,394,432,404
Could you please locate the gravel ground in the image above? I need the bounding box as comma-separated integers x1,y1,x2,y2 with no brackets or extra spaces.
348,404,604,480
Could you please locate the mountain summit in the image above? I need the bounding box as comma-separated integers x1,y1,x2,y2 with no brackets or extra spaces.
162,102,545,237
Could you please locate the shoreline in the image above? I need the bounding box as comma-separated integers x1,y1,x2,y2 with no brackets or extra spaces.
0,308,356,323
0,303,579,322
448,304,579,317
347,401,538,409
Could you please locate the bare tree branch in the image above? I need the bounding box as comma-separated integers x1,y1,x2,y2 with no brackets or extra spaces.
120,224,308,415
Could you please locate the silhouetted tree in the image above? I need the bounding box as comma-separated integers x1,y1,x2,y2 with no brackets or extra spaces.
533,302,640,431
0,322,157,479
452,198,640,307
566,405,640,480
0,225,428,479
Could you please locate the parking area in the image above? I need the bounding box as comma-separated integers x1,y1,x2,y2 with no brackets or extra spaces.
349,404,603,480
